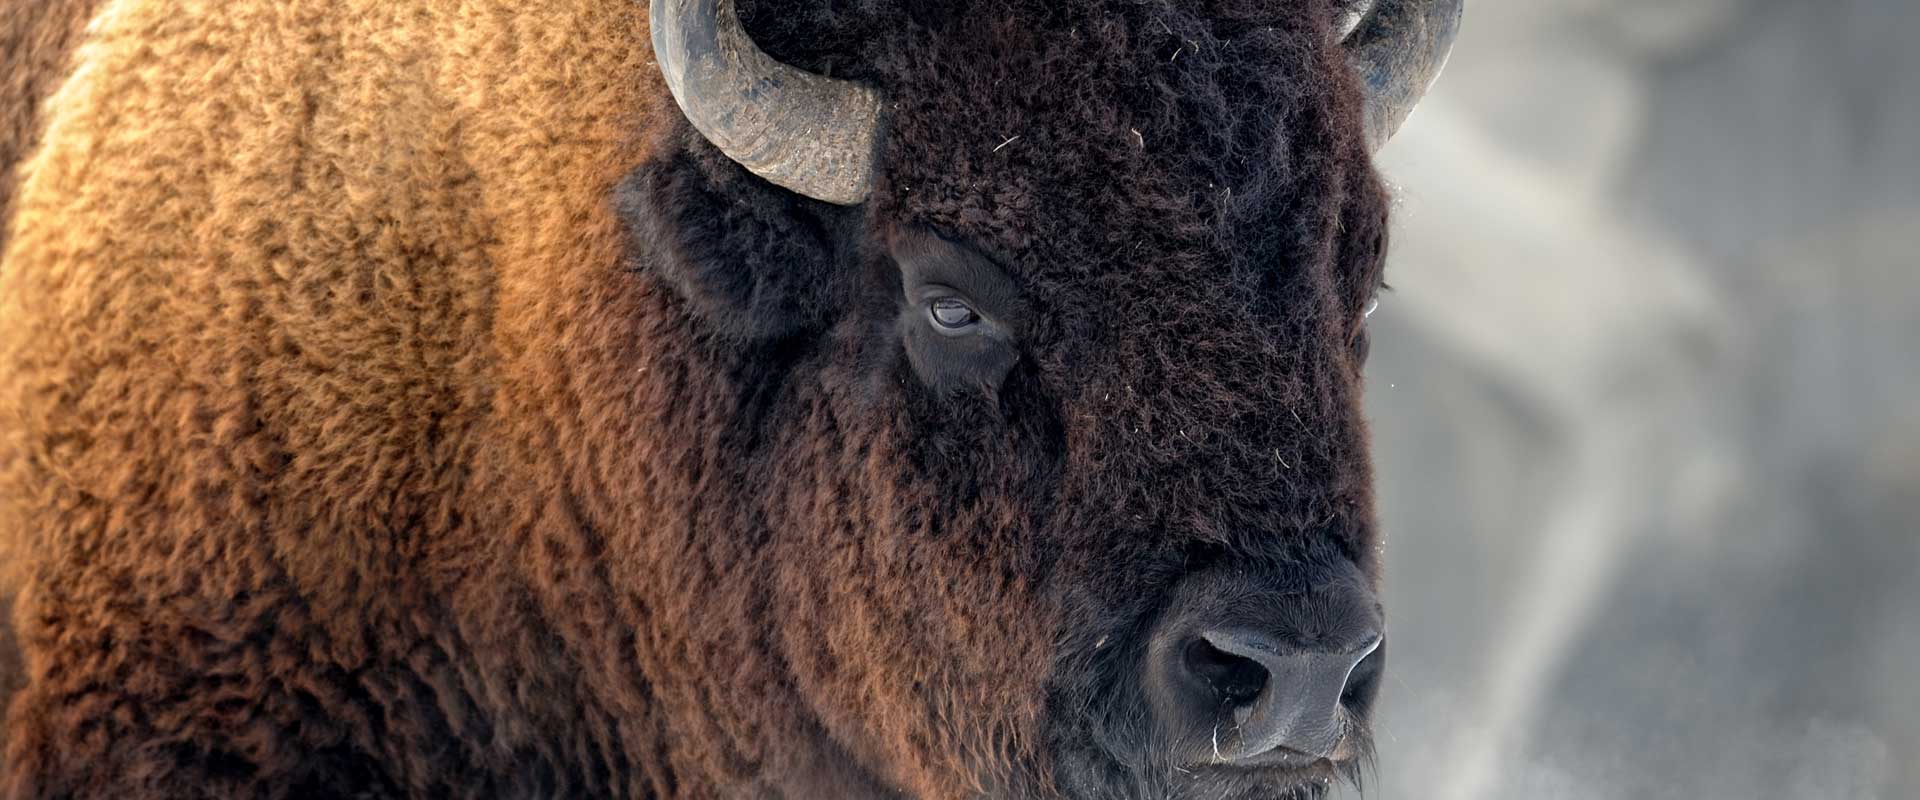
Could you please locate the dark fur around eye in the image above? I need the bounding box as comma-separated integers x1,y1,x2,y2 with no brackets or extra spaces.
890,228,1027,396
899,310,1020,397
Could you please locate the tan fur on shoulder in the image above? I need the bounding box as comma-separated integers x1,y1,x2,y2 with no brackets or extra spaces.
0,0,114,761
1,0,679,793
0,0,105,252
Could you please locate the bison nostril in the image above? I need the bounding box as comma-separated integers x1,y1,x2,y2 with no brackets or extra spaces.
1183,638,1268,706
1341,639,1385,708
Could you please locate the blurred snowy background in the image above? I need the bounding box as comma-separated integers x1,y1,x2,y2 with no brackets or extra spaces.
1360,1,1919,798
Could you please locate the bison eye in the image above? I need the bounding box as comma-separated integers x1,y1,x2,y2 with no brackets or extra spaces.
889,229,1025,397
929,297,980,331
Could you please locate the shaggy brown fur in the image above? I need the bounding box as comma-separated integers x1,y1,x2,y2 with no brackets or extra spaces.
0,0,104,255
0,0,1391,797
0,0,114,757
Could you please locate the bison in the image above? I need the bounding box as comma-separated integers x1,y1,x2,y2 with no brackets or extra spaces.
0,0,1458,796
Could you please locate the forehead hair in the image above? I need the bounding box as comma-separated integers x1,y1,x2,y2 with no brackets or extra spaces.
737,0,1374,254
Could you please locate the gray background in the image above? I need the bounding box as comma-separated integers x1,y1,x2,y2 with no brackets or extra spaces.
1360,1,1918,797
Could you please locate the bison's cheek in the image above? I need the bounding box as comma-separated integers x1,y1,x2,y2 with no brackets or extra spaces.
772,535,1057,797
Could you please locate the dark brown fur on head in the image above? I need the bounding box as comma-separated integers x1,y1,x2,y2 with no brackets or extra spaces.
0,0,1389,797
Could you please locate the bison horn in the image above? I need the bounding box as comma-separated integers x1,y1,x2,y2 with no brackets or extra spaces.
650,0,882,205
1339,0,1464,151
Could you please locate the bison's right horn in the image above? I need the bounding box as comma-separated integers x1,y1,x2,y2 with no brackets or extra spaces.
650,0,882,205
1340,0,1464,151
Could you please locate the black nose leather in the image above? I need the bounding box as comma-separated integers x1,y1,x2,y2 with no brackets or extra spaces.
1183,628,1380,761
1141,561,1385,767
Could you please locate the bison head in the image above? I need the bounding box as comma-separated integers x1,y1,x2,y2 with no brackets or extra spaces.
622,0,1456,797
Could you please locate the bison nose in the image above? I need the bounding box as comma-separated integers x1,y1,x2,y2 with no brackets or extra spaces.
1142,564,1384,766
1177,628,1381,762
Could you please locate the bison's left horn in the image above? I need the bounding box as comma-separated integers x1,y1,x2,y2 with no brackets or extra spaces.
650,0,882,205
1339,0,1464,151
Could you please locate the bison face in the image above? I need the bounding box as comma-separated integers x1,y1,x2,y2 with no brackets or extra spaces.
625,0,1453,797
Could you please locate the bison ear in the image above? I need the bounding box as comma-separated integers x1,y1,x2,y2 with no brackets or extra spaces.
616,139,854,341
